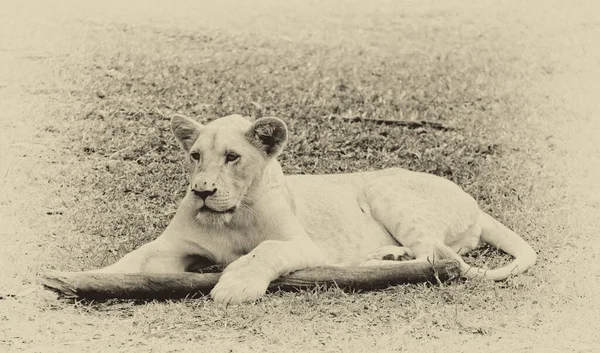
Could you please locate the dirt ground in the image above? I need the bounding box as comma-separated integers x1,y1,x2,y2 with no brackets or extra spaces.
1,1,599,352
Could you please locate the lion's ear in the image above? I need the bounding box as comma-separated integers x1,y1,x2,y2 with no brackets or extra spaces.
171,114,204,152
245,117,288,157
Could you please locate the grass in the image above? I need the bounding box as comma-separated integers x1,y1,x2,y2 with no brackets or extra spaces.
52,22,537,340
2,3,553,351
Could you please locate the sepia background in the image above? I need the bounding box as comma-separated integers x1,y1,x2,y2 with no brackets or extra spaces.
1,0,599,352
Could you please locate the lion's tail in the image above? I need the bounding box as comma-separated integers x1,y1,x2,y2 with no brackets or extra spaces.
434,210,537,281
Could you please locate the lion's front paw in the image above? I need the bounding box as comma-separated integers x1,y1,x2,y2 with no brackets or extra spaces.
210,270,270,305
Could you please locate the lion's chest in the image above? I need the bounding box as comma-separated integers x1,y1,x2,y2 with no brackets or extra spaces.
191,225,267,266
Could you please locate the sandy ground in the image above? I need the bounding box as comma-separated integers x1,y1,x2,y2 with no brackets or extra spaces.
1,1,599,351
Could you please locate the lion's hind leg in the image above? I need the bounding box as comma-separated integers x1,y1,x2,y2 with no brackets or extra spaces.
364,173,482,271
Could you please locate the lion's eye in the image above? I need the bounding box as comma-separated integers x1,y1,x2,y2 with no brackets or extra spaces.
190,152,201,162
225,152,240,163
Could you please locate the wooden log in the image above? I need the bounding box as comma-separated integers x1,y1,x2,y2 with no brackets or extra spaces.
38,260,460,300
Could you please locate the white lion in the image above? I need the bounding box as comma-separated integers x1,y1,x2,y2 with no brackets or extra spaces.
89,114,537,304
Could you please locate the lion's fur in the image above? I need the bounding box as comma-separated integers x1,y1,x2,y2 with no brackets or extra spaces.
90,114,537,304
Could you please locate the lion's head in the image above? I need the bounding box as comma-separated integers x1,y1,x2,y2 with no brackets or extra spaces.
171,114,287,224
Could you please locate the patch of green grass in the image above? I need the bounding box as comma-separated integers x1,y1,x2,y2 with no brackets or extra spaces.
60,30,526,266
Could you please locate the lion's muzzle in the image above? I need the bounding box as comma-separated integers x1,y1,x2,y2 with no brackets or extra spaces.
191,183,237,214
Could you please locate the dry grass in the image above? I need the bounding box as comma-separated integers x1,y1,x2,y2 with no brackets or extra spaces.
42,9,539,347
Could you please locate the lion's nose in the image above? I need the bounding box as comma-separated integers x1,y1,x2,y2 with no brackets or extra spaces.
192,188,217,200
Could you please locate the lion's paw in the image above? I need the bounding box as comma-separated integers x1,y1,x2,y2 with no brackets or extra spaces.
366,245,414,262
210,270,270,305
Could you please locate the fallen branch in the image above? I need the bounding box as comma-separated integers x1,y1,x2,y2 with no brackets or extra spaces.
329,115,454,131
38,260,460,300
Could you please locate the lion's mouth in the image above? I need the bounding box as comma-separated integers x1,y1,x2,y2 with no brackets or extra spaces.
199,205,236,214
